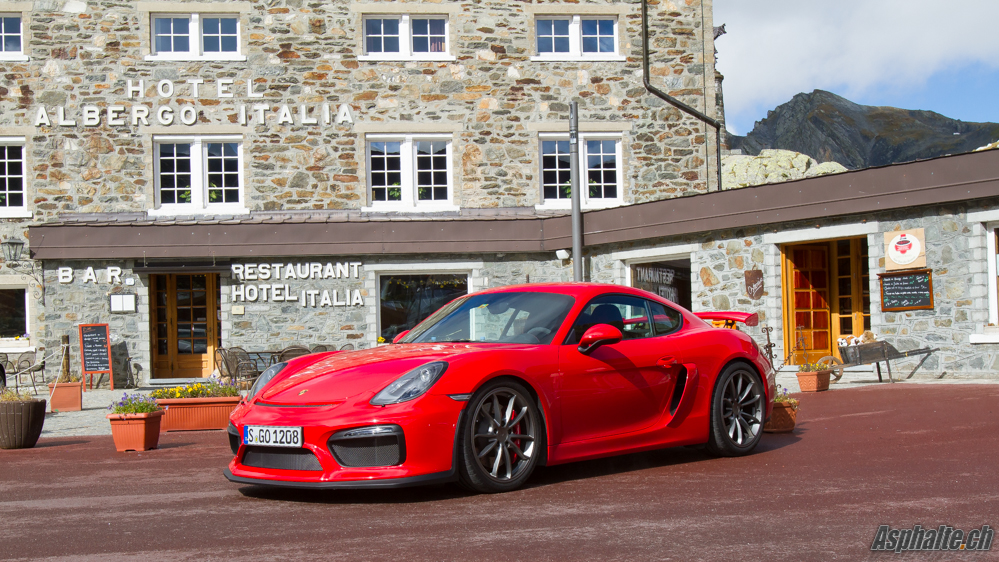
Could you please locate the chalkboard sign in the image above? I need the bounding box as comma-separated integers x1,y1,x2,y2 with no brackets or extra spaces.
79,324,113,389
879,269,934,312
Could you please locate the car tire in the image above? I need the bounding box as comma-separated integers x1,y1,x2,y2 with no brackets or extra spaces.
457,379,541,493
705,362,765,457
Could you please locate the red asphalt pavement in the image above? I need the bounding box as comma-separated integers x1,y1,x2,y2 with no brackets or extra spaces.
1,383,998,561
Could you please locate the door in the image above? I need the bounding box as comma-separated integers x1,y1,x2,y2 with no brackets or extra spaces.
151,274,220,379
831,238,871,351
784,245,831,365
558,294,681,443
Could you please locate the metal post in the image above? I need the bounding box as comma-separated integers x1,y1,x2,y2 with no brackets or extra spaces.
570,101,583,282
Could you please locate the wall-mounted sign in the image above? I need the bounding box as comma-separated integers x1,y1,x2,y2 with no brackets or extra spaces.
885,228,926,271
230,261,366,309
879,269,933,311
744,270,764,300
109,293,136,313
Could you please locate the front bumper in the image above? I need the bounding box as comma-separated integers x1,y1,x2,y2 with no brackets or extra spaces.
226,393,464,487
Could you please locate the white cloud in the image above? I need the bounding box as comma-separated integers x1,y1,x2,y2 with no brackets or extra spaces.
714,0,999,132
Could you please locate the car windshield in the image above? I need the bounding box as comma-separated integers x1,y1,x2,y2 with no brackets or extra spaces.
402,292,575,345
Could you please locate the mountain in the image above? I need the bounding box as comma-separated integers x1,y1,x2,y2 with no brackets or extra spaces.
728,90,999,169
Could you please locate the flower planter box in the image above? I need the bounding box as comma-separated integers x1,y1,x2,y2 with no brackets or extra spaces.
156,396,241,432
48,381,84,412
763,402,797,433
796,370,831,392
0,399,46,449
107,410,164,452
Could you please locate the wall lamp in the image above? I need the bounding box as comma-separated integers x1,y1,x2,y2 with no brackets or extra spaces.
1,236,45,305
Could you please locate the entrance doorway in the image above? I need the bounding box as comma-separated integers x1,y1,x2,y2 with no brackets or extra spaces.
782,238,870,365
150,273,221,379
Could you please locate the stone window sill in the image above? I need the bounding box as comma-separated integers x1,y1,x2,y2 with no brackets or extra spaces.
969,334,999,344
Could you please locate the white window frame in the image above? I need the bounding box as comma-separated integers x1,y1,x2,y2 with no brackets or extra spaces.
0,278,31,350
536,132,624,211
146,13,246,62
0,12,27,61
0,136,28,218
149,135,248,216
531,15,624,62
363,133,458,212
359,14,454,62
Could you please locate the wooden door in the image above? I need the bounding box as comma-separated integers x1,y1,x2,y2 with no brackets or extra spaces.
831,238,871,351
151,274,219,379
784,245,831,365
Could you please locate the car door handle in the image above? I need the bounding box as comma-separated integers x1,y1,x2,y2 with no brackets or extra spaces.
657,356,678,368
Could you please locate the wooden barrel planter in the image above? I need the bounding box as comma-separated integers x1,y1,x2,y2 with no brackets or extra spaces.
0,399,47,449
156,396,241,432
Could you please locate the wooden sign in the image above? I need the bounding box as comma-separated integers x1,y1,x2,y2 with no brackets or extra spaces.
744,270,764,300
885,228,926,271
879,269,933,311
79,323,113,390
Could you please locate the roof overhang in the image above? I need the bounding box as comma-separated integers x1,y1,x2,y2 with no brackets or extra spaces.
28,149,999,260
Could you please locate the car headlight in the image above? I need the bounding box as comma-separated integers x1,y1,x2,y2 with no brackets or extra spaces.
371,361,448,406
249,362,288,400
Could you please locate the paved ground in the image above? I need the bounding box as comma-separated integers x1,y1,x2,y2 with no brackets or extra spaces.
1,384,997,560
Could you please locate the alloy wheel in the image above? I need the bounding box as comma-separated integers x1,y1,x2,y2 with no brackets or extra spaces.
470,388,537,482
720,369,763,446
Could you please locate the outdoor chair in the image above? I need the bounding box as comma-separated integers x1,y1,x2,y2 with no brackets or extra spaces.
14,351,45,394
310,344,329,353
276,345,310,363
214,348,232,381
226,347,261,389
339,343,355,351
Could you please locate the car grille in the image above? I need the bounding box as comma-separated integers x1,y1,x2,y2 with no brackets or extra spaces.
328,425,405,468
241,446,323,471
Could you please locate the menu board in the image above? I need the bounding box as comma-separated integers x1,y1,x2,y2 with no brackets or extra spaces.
879,269,933,311
79,323,112,388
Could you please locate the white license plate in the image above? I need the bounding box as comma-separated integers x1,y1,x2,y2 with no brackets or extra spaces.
243,425,303,448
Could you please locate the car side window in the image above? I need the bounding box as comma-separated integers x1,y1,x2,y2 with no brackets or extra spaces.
648,300,683,336
564,294,653,344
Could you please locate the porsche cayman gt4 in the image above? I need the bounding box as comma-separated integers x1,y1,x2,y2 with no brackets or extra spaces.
224,283,776,493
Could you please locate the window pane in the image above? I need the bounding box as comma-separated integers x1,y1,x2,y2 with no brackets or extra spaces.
582,19,615,53
537,18,570,54
157,143,193,205
568,294,652,344
647,300,683,336
206,143,240,204
631,260,692,310
379,274,469,342
369,141,402,202
541,137,572,200
0,144,24,208
413,18,446,53
585,139,618,199
0,289,27,338
416,141,449,201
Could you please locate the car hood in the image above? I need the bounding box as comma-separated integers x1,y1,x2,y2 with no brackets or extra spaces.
254,343,510,405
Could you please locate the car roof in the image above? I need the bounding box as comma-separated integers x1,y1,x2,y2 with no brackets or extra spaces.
476,282,657,301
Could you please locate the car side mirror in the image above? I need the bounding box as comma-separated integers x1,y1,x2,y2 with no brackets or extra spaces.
577,324,623,354
392,330,410,344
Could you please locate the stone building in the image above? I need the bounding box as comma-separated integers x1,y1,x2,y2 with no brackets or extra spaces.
1,0,996,385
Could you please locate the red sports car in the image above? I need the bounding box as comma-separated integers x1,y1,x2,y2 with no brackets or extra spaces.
224,283,776,493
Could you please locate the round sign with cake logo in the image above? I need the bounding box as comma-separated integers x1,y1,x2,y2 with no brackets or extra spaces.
887,232,921,266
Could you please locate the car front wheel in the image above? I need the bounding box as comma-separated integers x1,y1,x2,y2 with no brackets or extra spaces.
457,380,541,493
706,363,765,456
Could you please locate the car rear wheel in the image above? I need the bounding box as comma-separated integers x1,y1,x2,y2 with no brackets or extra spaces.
458,380,540,493
706,363,764,457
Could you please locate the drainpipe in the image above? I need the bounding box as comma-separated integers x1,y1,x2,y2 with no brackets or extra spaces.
642,0,724,192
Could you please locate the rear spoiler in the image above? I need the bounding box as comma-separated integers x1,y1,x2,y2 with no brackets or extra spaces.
695,312,759,327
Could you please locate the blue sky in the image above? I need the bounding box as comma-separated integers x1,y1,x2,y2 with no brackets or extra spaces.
714,0,999,136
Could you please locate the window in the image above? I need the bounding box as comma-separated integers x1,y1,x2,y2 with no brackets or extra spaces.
0,288,27,339
366,134,455,210
0,141,27,218
0,15,25,60
647,300,683,336
148,14,243,60
631,260,693,310
152,136,245,215
379,274,468,342
539,134,623,209
565,294,654,344
361,15,452,60
534,16,620,60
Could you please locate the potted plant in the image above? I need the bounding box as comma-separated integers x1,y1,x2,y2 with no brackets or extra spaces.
0,388,46,449
106,393,164,452
150,377,241,432
48,370,84,413
796,362,832,392
763,386,799,433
